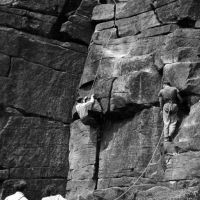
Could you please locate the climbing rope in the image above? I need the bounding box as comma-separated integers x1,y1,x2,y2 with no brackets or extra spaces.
113,130,164,200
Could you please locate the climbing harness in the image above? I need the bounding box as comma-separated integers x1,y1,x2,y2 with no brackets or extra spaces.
113,130,164,200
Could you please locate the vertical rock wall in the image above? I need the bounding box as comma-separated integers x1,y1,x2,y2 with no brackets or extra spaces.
1,0,200,200
69,0,200,199
0,0,94,199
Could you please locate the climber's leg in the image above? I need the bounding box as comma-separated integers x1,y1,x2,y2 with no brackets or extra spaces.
163,103,170,141
169,111,178,138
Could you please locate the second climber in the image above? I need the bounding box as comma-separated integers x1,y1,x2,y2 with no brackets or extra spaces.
158,82,183,142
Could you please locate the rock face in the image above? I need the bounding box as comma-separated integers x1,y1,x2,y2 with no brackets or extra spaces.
1,0,200,200
67,0,200,200
0,1,88,199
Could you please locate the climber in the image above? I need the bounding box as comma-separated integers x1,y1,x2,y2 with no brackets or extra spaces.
76,94,97,126
158,82,183,142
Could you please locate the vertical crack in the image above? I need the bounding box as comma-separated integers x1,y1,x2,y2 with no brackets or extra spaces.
150,3,163,25
93,126,102,189
112,0,120,38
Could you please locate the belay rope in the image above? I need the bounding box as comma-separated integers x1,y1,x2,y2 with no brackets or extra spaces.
113,130,164,200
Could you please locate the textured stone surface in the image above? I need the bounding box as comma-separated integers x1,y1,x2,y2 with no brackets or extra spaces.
136,186,200,200
165,152,200,181
0,6,57,37
95,10,160,37
0,116,69,199
61,0,99,44
3,58,82,123
110,71,161,112
0,0,66,15
0,1,87,198
68,0,200,198
0,27,87,71
174,102,200,152
2,0,200,200
163,62,200,95
66,120,97,200
0,53,10,77
0,116,69,177
98,107,162,189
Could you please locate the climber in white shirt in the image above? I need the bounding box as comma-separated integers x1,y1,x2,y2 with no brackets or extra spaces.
5,180,28,200
75,94,96,125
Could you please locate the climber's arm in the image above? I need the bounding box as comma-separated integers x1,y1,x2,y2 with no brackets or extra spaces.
85,94,95,106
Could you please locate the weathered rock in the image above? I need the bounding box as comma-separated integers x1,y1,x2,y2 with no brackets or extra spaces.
163,62,200,95
174,102,200,152
165,152,200,181
61,0,99,44
0,53,10,77
61,14,93,44
5,58,81,123
0,116,69,177
66,120,97,200
156,0,200,24
0,170,9,180
110,71,161,112
138,24,179,38
0,114,69,199
92,4,115,22
136,186,200,200
92,3,125,22
80,34,166,87
1,0,66,16
93,77,116,113
0,6,57,37
95,11,160,37
116,0,152,19
196,20,200,28
0,27,87,71
98,107,162,189
160,47,200,64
